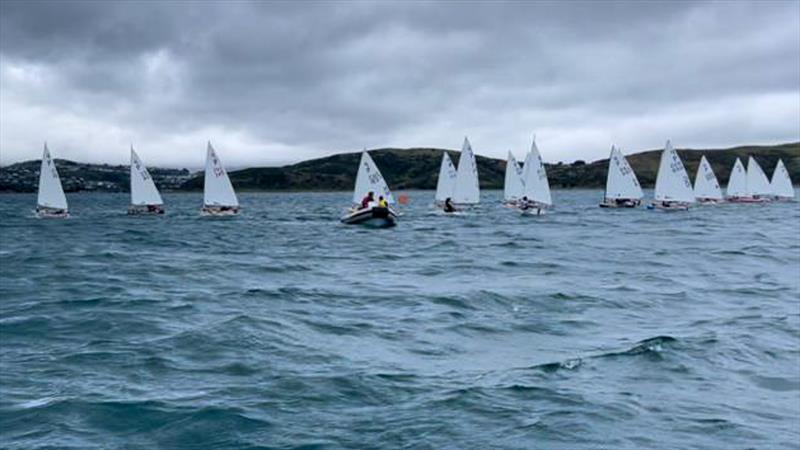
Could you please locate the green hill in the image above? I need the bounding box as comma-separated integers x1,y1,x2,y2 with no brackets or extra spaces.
180,142,800,191
2,142,797,193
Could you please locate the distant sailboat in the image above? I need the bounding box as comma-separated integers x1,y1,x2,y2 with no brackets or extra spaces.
201,142,240,216
693,155,723,204
129,147,165,215
726,158,748,201
35,143,69,218
518,136,551,215
745,156,773,202
599,146,642,208
650,140,694,211
341,150,397,227
770,159,795,201
434,152,458,205
503,151,525,204
452,137,480,205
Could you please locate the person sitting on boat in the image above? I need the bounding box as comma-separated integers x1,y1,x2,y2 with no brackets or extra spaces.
519,196,532,210
378,196,388,208
443,197,456,213
360,191,375,209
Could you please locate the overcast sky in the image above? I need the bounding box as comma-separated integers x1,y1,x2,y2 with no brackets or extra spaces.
1,0,798,169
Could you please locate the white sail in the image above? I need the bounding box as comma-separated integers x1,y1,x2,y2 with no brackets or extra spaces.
452,137,480,204
746,156,771,197
37,143,68,210
503,151,525,201
726,158,747,198
770,159,795,199
654,140,695,203
521,137,552,205
203,142,239,207
130,148,163,206
352,151,394,204
604,146,643,200
435,152,458,202
693,155,723,200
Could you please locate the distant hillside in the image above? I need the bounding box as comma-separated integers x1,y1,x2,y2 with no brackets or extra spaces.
2,142,797,193
0,159,191,193
180,142,800,191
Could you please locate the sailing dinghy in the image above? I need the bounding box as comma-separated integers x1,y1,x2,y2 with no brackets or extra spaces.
452,137,480,206
599,146,642,208
693,155,723,204
744,156,773,203
129,147,164,215
340,151,397,227
649,140,694,211
35,143,69,218
201,142,240,216
725,158,749,202
770,159,795,201
503,151,525,205
434,152,458,206
517,137,552,215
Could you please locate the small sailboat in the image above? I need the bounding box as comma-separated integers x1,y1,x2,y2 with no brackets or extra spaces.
725,157,749,202
744,156,773,203
599,146,642,208
434,151,458,206
201,142,240,216
770,159,795,201
503,151,525,205
129,147,165,215
517,137,551,215
693,155,723,204
452,137,480,206
649,140,694,211
35,143,69,218
340,150,398,227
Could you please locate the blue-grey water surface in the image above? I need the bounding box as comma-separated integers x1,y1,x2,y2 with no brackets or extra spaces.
1,190,799,449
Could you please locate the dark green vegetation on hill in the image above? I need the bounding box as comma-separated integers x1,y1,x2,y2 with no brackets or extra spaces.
182,142,800,191
1,142,797,193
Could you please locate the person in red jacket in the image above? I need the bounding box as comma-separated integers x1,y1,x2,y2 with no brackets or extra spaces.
360,191,374,209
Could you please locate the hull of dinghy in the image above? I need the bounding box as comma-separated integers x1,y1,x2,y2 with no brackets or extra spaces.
341,206,398,227
201,206,240,216
35,208,69,219
128,205,165,215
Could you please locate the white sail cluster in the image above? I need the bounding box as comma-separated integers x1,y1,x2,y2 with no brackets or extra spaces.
29,140,797,219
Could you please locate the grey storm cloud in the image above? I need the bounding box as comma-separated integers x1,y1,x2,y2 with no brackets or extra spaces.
1,0,798,168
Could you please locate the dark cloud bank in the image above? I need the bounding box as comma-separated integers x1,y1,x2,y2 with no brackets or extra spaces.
1,0,798,168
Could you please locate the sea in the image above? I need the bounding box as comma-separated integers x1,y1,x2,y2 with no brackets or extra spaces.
1,190,798,450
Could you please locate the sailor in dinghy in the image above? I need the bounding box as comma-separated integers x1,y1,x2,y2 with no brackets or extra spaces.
599,146,642,208
648,140,695,211
340,150,398,227
128,147,165,215
201,142,240,216
35,143,69,218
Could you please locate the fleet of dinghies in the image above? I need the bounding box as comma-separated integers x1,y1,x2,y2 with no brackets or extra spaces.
29,139,797,221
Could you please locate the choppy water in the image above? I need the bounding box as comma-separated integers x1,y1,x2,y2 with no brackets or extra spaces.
1,190,799,450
